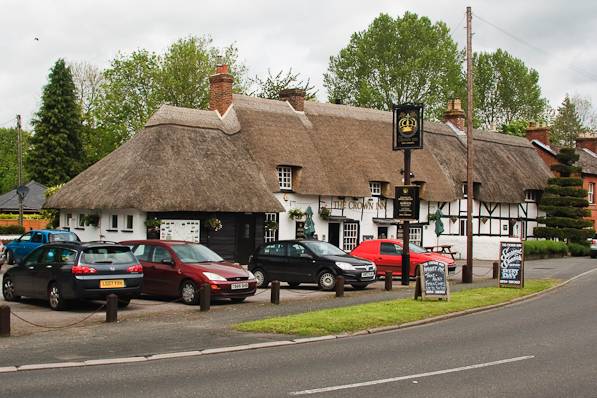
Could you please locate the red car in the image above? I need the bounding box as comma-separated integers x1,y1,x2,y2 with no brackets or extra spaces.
350,239,456,277
121,240,257,304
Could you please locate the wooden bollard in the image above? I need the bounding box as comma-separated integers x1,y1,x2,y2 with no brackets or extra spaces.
493,261,499,279
106,294,118,323
271,280,280,305
0,305,10,337
335,276,344,297
385,271,393,291
200,284,211,312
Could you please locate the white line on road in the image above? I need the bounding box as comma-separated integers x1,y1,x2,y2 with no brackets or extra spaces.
289,355,534,395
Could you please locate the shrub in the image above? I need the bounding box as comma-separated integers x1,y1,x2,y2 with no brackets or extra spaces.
567,242,590,257
524,240,568,257
0,225,25,235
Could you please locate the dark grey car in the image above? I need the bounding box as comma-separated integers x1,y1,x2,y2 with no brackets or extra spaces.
2,242,143,310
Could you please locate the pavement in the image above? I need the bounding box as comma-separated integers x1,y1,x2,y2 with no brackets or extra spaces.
0,258,593,368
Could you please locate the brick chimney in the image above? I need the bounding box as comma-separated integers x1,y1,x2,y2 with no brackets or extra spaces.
525,122,550,146
576,137,597,153
209,64,234,116
443,99,465,131
279,88,305,112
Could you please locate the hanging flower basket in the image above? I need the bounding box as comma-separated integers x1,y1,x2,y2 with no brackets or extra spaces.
206,217,223,232
265,220,278,230
144,218,162,229
319,207,331,220
481,217,489,224
287,208,305,221
450,216,458,223
83,214,99,227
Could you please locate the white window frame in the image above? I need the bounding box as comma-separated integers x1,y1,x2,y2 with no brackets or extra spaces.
589,183,595,204
125,215,134,230
343,223,359,251
65,213,72,227
409,227,422,246
525,190,537,202
277,166,292,190
369,182,381,196
264,213,278,243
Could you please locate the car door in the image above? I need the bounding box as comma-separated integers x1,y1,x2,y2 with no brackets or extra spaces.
15,246,45,297
12,232,32,261
30,246,62,297
131,244,154,293
285,243,317,282
255,242,287,281
376,242,403,275
145,245,179,296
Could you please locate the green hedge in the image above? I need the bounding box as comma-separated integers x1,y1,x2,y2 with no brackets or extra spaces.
0,213,45,220
524,240,568,257
0,225,25,235
567,242,591,257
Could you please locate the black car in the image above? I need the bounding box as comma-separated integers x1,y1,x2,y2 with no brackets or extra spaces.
1,241,143,310
248,240,377,290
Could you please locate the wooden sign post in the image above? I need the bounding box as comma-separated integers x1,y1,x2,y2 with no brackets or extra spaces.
498,241,524,288
414,261,450,301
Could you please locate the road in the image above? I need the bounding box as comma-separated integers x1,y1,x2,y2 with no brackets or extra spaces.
1,262,596,397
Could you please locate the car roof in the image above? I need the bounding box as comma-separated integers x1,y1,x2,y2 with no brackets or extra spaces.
42,241,131,250
120,240,194,246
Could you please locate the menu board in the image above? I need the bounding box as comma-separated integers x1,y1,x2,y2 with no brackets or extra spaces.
393,185,420,220
499,241,524,288
420,261,450,300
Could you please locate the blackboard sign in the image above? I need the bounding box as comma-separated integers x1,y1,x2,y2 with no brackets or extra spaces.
392,103,424,150
417,261,450,300
393,185,420,220
295,221,305,240
499,241,524,288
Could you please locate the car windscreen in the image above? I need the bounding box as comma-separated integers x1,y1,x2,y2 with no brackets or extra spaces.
303,241,346,256
409,243,427,253
81,246,136,264
49,232,79,242
171,243,224,263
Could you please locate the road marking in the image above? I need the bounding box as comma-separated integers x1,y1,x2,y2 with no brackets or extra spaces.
289,355,534,395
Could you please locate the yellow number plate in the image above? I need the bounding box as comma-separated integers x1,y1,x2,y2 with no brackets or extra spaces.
100,280,125,289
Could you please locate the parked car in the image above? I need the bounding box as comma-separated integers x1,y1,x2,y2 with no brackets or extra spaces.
0,241,5,267
248,240,376,291
4,230,80,265
2,241,142,310
121,240,257,304
350,239,456,278
590,235,597,258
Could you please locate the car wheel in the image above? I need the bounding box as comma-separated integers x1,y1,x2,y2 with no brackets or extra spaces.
5,251,14,265
180,280,199,305
591,251,597,259
230,297,246,303
253,269,269,288
351,283,368,290
318,270,336,291
287,282,301,288
2,278,20,301
117,298,131,308
48,283,67,311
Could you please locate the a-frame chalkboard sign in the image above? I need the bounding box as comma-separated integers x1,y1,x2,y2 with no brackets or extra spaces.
414,261,450,301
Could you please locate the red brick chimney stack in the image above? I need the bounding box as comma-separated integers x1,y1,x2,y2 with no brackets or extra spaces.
576,137,597,153
443,99,465,131
525,122,550,146
209,64,234,116
279,88,306,112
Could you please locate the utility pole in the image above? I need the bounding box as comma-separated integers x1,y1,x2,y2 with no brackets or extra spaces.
16,114,24,228
402,149,411,286
463,6,474,283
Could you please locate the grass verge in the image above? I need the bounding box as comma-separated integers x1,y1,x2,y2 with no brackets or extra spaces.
234,279,558,336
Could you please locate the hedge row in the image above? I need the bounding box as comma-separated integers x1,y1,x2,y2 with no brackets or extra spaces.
0,225,25,235
0,213,45,220
524,240,568,257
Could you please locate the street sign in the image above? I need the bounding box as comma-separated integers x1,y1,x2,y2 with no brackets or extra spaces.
415,261,450,300
392,103,424,150
498,241,524,288
16,185,29,200
393,185,420,220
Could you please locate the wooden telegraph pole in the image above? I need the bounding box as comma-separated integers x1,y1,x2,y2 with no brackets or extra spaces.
16,114,24,228
463,7,474,283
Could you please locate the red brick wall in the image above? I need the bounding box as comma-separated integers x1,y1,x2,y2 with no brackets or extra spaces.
209,66,234,116
583,175,597,230
0,219,49,231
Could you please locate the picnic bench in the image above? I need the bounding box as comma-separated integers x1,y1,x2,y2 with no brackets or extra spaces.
423,244,458,260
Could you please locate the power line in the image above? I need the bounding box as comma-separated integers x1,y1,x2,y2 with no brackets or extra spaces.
0,116,16,127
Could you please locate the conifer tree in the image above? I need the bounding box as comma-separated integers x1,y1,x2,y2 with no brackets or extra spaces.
535,148,593,242
27,59,83,185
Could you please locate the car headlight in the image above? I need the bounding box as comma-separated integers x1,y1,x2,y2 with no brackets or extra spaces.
335,261,356,271
203,272,227,281
247,271,256,280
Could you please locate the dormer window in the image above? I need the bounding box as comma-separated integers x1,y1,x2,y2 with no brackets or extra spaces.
525,190,537,202
277,166,292,191
369,182,381,196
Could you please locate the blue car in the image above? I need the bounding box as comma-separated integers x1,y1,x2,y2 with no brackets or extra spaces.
4,230,80,265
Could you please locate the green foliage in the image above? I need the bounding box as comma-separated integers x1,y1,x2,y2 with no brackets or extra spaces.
323,12,463,118
538,205,590,218
536,216,593,229
474,49,547,129
39,184,63,228
551,95,584,147
0,225,25,235
249,68,317,100
27,59,83,186
534,227,593,241
540,195,589,208
523,240,568,257
556,147,579,164
567,242,590,257
0,213,45,220
500,120,529,137
547,177,583,187
544,185,587,198
0,128,31,193
550,164,581,177
287,208,305,220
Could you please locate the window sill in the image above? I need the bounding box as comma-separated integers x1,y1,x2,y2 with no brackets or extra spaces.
120,229,134,233
74,227,85,230
106,229,118,232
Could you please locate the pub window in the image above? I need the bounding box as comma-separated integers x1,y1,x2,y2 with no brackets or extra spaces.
110,215,119,229
78,214,86,227
125,215,134,230
264,213,278,243
459,219,466,236
462,183,467,198
525,190,537,202
65,213,72,227
369,182,381,196
410,227,422,246
277,166,292,190
343,223,359,251
588,183,595,204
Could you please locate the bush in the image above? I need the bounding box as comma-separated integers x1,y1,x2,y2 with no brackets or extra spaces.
524,240,568,257
0,225,25,235
567,242,591,257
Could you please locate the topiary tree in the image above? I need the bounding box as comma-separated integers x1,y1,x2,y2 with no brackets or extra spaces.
535,148,593,243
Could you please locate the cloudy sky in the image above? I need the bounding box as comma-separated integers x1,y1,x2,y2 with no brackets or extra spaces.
2,0,597,129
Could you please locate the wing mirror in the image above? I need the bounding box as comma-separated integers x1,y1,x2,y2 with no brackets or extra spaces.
161,259,174,266
300,253,313,259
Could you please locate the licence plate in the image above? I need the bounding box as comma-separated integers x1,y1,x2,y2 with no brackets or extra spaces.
361,271,375,278
100,279,125,288
231,282,249,290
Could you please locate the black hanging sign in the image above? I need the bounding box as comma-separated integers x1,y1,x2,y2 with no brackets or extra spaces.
498,241,524,288
415,261,450,300
393,185,420,220
393,103,424,150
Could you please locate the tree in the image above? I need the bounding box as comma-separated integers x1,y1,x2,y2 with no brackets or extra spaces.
0,128,30,193
323,12,463,117
250,68,317,100
70,61,104,123
27,59,83,186
535,148,593,243
551,95,584,147
570,94,597,131
474,49,547,130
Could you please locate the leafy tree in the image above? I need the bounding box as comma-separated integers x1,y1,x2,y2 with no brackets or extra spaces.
535,148,593,243
250,68,317,100
0,128,30,193
570,94,597,131
474,49,547,130
323,12,463,117
551,95,584,147
500,120,529,137
27,59,83,186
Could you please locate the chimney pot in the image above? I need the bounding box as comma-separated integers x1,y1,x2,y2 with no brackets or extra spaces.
443,98,465,131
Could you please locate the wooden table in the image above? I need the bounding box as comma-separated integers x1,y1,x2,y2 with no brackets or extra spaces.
423,244,458,260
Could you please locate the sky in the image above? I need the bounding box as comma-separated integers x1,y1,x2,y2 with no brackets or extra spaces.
1,0,597,130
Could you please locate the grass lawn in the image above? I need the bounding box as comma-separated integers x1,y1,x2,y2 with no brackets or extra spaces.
234,279,559,336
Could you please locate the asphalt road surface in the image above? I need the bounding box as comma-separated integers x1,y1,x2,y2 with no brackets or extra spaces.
1,265,596,397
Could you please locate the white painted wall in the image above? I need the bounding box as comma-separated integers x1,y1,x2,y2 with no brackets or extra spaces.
60,209,147,242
